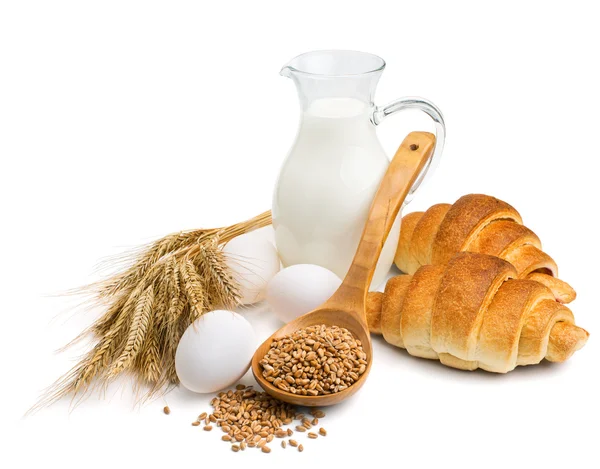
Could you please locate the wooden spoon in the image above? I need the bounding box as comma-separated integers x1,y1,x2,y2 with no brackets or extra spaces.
252,131,436,406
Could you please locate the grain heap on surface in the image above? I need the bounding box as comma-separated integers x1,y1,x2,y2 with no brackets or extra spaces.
196,385,328,453
259,324,367,396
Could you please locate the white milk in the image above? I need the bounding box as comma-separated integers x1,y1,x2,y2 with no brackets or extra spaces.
273,97,401,289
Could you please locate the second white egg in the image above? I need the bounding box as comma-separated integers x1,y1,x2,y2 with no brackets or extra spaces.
266,264,342,324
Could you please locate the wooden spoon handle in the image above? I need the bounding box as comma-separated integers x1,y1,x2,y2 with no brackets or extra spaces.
325,131,436,317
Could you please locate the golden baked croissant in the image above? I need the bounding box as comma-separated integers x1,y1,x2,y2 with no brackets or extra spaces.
366,252,588,373
395,194,575,303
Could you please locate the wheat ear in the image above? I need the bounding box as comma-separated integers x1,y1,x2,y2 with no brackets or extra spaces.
107,285,155,378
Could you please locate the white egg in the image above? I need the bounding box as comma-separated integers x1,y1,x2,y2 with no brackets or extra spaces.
223,232,281,304
175,310,256,393
240,225,276,247
266,264,342,324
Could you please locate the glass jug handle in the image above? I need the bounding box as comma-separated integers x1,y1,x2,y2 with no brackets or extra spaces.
371,97,446,203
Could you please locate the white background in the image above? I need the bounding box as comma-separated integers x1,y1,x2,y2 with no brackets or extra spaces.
2,1,599,467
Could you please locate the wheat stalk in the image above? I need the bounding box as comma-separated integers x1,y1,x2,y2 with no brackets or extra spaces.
180,258,207,320
96,229,209,299
199,240,242,309
30,211,272,412
107,285,155,378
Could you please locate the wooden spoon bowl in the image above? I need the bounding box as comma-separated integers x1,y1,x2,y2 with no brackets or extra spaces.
252,132,436,406
252,304,374,406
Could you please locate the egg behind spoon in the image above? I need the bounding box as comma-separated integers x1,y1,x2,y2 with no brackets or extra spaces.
175,310,256,393
266,264,342,323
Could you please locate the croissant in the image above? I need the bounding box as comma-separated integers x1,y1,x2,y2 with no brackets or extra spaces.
395,194,576,303
366,252,588,373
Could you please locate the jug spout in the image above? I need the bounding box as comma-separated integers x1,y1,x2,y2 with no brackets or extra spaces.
280,65,293,78
280,50,385,110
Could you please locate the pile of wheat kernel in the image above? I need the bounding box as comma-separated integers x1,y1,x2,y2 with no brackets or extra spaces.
194,384,327,453
259,324,367,396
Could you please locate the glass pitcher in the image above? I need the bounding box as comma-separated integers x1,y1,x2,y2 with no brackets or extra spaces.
272,50,445,288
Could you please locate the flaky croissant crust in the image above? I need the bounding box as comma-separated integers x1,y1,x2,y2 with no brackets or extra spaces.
395,194,576,303
367,252,588,373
